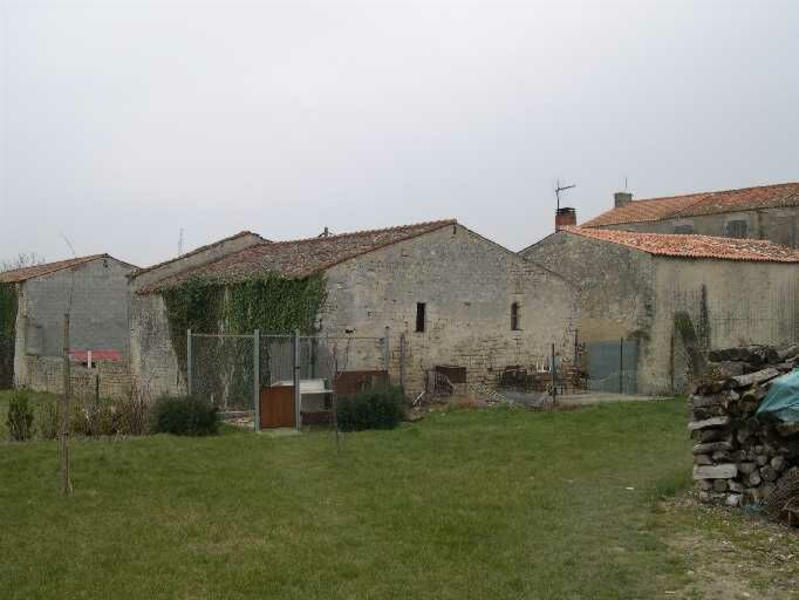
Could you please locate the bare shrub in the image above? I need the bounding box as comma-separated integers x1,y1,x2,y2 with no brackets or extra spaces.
116,383,151,436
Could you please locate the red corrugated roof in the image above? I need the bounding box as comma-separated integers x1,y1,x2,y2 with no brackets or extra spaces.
140,219,458,293
0,254,136,283
582,182,799,228
560,226,799,263
69,349,123,362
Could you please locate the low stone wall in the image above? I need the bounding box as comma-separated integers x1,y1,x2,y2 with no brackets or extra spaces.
22,355,131,400
690,345,799,509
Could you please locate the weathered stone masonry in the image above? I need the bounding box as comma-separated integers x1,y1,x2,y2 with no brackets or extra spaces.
320,224,577,397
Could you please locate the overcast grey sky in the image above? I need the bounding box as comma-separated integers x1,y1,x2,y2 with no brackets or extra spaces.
1,0,797,267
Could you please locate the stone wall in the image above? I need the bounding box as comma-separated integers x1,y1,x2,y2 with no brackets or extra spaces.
127,232,264,398
598,205,799,248
128,293,185,398
649,258,799,394
22,355,132,400
130,225,578,399
520,231,655,343
14,258,134,388
521,231,799,394
322,224,578,397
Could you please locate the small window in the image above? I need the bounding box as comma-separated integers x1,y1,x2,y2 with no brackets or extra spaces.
415,303,426,332
511,302,521,331
725,220,748,239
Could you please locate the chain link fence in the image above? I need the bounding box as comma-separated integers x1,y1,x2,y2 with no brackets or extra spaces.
187,330,389,430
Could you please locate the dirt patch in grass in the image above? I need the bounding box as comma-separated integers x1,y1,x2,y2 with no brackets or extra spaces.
656,493,799,599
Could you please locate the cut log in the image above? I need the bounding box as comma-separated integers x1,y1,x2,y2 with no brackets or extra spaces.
728,368,781,389
738,462,757,475
692,441,733,455
688,416,731,431
693,464,737,480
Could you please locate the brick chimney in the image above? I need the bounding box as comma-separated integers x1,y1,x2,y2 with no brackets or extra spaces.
614,192,633,208
555,207,577,231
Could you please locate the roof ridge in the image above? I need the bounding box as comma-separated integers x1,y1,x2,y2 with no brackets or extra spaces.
581,181,799,228
262,219,457,247
0,253,131,283
137,219,459,294
635,181,799,205
560,226,799,263
130,230,265,278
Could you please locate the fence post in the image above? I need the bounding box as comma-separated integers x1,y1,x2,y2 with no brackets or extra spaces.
383,326,390,374
399,333,406,391
186,328,192,396
551,342,557,403
60,313,72,496
619,337,624,394
253,329,260,432
293,329,301,430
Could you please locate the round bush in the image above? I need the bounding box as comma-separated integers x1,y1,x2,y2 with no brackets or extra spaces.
336,385,405,432
150,395,219,436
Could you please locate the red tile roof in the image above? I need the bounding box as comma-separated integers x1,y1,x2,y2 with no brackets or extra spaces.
560,226,799,263
0,254,135,283
582,182,799,228
141,219,457,293
129,230,267,278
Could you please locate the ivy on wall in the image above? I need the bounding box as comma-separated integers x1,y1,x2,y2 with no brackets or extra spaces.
0,282,18,389
161,274,327,375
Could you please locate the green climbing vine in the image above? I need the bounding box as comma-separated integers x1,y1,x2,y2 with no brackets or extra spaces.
161,274,326,376
0,282,18,389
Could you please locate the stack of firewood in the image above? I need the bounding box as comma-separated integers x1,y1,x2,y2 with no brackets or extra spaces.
690,345,799,518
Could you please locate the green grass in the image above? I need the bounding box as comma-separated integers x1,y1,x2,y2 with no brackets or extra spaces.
0,396,696,599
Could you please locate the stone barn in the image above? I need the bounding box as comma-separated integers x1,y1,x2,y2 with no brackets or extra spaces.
0,254,136,394
129,220,577,400
521,226,799,394
582,182,799,247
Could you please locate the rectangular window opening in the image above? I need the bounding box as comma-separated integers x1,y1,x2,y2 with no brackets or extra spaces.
725,220,748,239
511,302,521,331
415,302,426,332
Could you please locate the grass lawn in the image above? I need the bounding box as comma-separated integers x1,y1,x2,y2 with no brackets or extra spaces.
2,396,704,598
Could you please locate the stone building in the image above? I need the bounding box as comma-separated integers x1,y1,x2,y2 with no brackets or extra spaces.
0,254,136,395
581,182,799,247
129,220,577,399
521,226,799,394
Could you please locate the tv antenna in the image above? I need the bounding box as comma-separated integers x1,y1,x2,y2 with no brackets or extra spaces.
178,228,184,256
555,180,576,211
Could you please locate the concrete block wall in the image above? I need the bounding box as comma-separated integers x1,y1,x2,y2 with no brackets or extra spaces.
14,258,134,388
23,355,132,400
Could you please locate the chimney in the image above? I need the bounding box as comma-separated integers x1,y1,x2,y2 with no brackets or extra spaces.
555,207,577,231
614,192,633,208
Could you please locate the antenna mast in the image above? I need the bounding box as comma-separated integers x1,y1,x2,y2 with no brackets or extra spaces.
555,179,576,211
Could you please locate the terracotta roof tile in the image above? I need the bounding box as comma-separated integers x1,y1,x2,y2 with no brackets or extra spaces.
582,182,799,228
0,254,135,283
129,230,268,278
560,226,799,263
141,219,457,293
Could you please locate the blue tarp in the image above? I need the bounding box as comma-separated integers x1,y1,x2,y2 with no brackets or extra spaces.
756,370,799,424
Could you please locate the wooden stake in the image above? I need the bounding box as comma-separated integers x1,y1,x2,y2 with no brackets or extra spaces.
61,313,72,496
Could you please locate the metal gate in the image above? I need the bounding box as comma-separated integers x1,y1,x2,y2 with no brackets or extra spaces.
186,330,389,430
586,338,638,394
